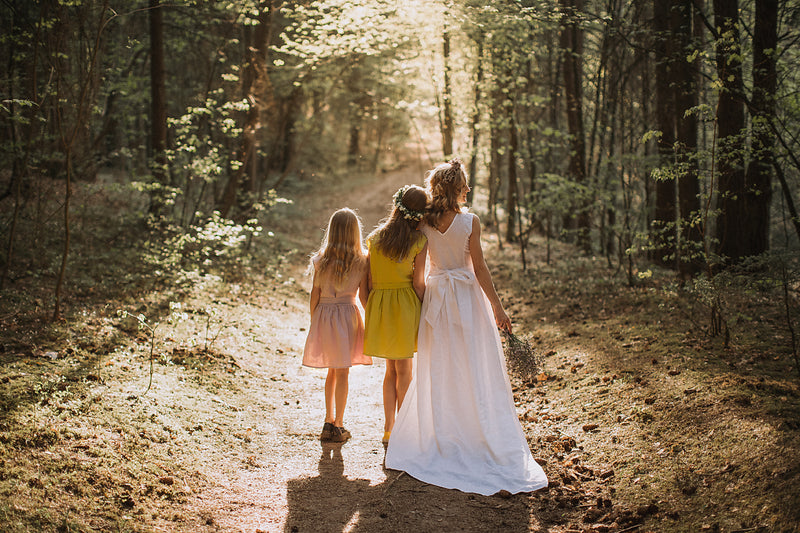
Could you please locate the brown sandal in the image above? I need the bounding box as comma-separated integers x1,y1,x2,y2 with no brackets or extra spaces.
331,426,350,442
320,422,335,441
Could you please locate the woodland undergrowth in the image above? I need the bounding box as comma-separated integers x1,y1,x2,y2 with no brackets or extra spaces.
0,170,798,532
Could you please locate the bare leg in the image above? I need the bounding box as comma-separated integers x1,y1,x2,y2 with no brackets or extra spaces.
333,368,349,427
383,360,399,433
394,358,413,409
324,369,336,424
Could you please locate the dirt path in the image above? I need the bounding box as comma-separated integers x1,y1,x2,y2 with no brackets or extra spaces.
1,152,549,533
177,161,537,533
5,154,795,532
153,161,626,532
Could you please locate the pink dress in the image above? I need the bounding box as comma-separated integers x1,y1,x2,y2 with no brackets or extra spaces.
302,256,372,369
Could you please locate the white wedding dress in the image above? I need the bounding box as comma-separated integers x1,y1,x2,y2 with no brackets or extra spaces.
384,212,547,496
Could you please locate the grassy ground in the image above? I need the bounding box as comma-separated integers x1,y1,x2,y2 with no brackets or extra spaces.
0,161,799,532
492,238,800,532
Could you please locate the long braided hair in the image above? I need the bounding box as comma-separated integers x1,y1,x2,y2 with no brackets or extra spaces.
424,159,467,228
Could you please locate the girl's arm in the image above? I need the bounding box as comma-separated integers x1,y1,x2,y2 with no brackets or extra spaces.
412,242,428,302
468,215,512,332
309,266,321,314
359,256,371,309
310,254,322,316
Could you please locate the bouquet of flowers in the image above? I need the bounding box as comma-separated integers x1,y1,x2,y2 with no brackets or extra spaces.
501,330,543,382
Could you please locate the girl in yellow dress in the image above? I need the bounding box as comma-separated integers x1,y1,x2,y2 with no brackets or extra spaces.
363,185,428,444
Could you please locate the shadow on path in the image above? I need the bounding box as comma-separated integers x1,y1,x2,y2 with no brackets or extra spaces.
284,442,372,532
284,442,535,533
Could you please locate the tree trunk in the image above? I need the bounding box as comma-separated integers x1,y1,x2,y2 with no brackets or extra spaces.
347,121,360,166
602,78,620,265
2,8,22,288
441,25,454,159
148,0,168,214
742,0,777,255
586,19,609,183
522,47,541,232
506,113,519,243
560,0,591,253
488,85,503,230
271,86,302,175
346,58,364,168
467,33,483,203
652,0,677,268
54,148,72,320
713,0,747,262
217,2,273,217
772,160,800,242
672,0,702,275
2,172,21,291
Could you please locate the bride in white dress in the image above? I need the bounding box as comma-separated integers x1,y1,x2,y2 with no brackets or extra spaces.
384,159,548,496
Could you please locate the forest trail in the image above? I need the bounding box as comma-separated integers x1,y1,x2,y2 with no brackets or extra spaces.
180,153,799,533
4,0,799,529
175,156,538,532
3,152,796,533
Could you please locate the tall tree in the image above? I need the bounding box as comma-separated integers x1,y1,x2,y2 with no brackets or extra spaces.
506,109,519,243
713,0,747,262
53,0,111,318
148,0,168,214
652,0,677,268
218,1,274,218
487,44,504,231
672,0,702,274
1,1,42,289
441,21,454,159
560,0,591,252
347,60,363,167
743,0,778,255
467,31,483,203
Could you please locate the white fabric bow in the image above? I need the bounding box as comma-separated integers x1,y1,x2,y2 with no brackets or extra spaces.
424,268,475,329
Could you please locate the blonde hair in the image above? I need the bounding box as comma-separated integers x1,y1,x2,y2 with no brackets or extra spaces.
424,159,467,228
368,185,428,262
313,208,366,285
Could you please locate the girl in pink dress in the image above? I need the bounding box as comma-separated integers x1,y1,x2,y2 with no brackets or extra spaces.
302,208,372,443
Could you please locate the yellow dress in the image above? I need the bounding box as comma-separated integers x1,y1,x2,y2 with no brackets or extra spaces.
364,235,427,359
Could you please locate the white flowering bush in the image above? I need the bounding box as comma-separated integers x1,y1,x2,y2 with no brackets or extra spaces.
142,211,262,283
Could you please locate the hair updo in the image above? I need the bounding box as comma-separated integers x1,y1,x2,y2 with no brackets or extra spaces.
424,158,467,228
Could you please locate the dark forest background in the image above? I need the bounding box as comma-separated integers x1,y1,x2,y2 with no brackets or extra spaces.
1,0,799,357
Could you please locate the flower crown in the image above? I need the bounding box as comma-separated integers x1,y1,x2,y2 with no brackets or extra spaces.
393,186,425,222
